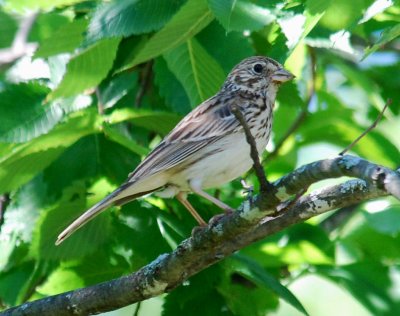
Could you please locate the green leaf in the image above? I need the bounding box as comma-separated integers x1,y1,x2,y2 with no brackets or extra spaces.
340,211,400,261
305,0,332,14
102,125,149,156
107,108,181,135
0,262,35,306
48,37,121,100
153,57,191,114
320,0,373,31
208,0,275,32
316,263,400,315
163,265,227,316
197,21,255,73
36,267,85,295
4,0,87,11
363,206,400,235
364,23,400,58
42,134,141,201
280,2,326,52
298,91,400,168
0,177,46,253
233,254,309,315
29,12,70,42
218,258,279,315
113,202,172,269
0,108,99,193
37,251,127,295
87,0,185,42
31,181,112,260
164,38,225,107
34,18,89,58
0,83,64,143
0,10,17,49
98,72,138,110
121,0,214,70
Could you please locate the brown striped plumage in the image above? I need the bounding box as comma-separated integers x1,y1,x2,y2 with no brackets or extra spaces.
56,56,294,245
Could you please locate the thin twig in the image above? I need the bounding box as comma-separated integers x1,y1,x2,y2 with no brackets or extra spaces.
339,99,392,156
133,301,141,316
264,47,317,163
231,106,271,194
95,88,104,115
134,61,153,108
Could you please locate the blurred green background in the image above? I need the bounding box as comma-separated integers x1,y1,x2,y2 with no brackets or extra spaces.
0,0,400,315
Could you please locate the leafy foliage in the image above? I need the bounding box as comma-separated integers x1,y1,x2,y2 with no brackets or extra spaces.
0,0,400,315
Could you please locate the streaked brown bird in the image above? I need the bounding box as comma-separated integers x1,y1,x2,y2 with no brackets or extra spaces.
56,56,294,245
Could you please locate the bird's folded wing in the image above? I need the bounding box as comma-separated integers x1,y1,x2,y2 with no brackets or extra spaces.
128,95,245,180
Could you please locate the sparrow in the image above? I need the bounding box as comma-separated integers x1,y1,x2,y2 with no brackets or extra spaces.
56,56,294,245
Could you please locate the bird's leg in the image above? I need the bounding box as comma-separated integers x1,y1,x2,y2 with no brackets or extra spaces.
240,179,254,200
176,192,207,226
189,181,234,214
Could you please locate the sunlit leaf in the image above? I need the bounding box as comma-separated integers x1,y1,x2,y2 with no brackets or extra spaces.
364,23,400,58
0,108,100,193
320,0,373,30
107,108,181,135
208,0,275,32
102,124,149,156
49,37,121,100
4,0,86,11
34,19,88,58
87,0,185,42
363,206,400,235
316,263,400,315
121,0,214,70
0,83,63,143
98,72,138,110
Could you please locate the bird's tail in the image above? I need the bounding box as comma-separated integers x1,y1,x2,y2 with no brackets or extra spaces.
55,186,123,245
55,182,157,245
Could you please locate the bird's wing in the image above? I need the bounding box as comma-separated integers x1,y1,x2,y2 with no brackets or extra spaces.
128,94,245,180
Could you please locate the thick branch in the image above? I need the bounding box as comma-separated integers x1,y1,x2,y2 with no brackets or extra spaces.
3,155,399,316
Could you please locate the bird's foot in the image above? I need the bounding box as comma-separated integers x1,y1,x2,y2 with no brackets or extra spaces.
241,179,254,200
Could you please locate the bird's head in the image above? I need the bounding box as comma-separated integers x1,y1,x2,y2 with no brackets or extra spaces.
223,56,294,95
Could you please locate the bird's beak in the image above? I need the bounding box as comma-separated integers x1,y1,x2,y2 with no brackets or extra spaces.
272,68,295,83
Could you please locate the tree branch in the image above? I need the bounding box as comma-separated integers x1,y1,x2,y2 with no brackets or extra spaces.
2,155,399,316
339,99,392,155
134,61,153,108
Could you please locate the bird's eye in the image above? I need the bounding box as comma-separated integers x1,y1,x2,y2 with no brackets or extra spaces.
253,63,263,73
